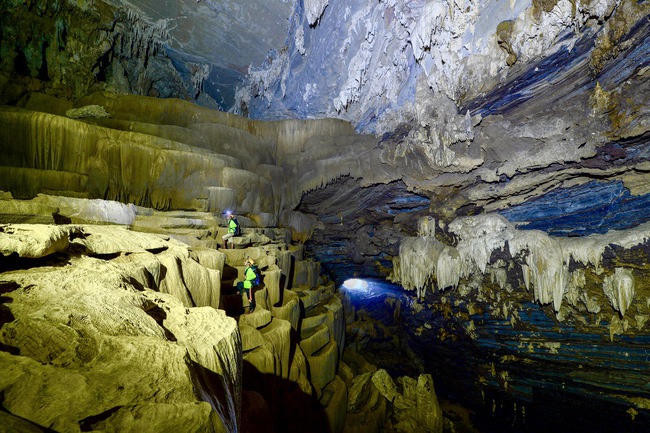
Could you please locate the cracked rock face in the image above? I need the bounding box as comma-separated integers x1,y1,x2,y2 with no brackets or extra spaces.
0,224,241,432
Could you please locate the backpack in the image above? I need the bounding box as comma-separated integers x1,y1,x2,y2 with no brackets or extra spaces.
232,218,241,236
250,264,261,286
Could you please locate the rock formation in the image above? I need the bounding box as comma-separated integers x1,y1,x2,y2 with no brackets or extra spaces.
0,197,447,432
0,224,241,432
392,214,650,336
0,0,649,432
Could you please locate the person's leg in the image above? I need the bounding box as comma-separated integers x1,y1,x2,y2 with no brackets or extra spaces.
237,282,251,309
237,282,247,297
248,287,256,312
222,233,233,248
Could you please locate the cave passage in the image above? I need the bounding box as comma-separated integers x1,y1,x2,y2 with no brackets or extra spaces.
341,277,650,433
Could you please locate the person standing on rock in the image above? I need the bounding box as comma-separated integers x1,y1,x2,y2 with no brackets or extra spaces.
238,258,257,313
222,213,240,249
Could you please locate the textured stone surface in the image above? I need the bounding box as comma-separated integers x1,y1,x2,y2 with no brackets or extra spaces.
1,214,388,432
0,224,69,258
1,2,649,431
0,198,59,224
0,225,240,432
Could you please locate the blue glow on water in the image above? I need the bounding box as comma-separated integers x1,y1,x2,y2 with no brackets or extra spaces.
341,278,404,303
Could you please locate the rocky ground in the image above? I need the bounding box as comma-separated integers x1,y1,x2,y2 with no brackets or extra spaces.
0,196,450,433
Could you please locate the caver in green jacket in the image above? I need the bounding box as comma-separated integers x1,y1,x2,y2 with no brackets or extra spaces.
228,217,238,234
243,265,257,289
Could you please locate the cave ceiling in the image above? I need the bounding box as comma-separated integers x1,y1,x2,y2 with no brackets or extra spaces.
102,0,294,107
0,0,648,281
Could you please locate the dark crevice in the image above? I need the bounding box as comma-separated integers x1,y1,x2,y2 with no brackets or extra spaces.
89,252,121,260
144,246,168,254
13,49,30,76
92,48,112,83
38,39,49,81
0,283,19,354
141,299,176,341
79,406,122,432
126,276,145,291
0,253,71,273
0,281,20,295
53,213,72,224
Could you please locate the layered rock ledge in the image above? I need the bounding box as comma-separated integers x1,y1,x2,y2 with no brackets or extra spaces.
0,200,448,433
0,224,240,432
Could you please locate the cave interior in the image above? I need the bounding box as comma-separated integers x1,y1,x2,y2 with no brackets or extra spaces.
0,1,649,433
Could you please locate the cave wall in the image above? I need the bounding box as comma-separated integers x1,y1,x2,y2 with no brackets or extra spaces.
0,1,193,106
0,90,379,231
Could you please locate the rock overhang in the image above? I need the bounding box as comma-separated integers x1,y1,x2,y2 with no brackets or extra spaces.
0,0,649,298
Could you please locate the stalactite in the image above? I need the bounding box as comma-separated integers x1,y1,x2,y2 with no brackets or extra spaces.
190,63,211,97
603,268,635,318
111,8,171,95
398,213,650,324
436,246,461,291
417,216,436,237
304,0,329,26
397,236,444,297
449,213,512,276
608,314,630,342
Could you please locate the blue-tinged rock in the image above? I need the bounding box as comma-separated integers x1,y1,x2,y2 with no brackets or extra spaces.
499,180,650,236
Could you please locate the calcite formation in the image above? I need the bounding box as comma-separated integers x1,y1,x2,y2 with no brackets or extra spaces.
0,198,447,432
393,214,650,331
0,224,241,432
385,213,650,428
0,91,375,221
